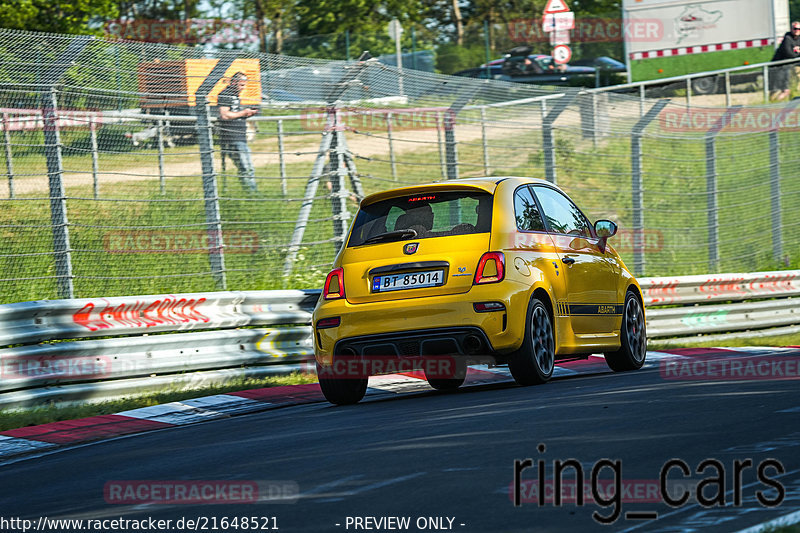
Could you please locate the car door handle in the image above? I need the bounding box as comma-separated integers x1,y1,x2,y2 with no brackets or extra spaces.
562,256,576,265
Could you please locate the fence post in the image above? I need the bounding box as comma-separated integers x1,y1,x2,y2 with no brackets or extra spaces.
43,89,74,299
437,111,447,180
38,35,92,299
542,94,576,185
2,113,14,199
157,119,166,194
444,111,459,180
277,119,287,196
768,100,800,262
330,111,350,253
639,85,645,117
763,65,770,103
194,56,237,291
481,106,490,175
769,129,783,263
630,100,669,277
724,71,731,107
705,106,741,273
686,78,692,109
387,112,398,181
90,116,100,199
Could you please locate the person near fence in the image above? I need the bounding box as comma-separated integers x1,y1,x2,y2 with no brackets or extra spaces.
771,21,800,100
218,72,259,193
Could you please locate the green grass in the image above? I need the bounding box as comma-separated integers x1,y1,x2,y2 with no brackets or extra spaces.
630,47,774,82
0,372,318,432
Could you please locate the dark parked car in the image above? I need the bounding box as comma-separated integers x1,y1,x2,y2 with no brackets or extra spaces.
570,56,627,86
454,54,596,87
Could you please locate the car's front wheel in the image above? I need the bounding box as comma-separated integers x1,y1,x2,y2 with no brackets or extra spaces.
508,298,555,386
316,363,368,405
604,291,647,371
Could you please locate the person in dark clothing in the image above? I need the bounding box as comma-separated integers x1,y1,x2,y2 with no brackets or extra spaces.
218,72,258,192
771,22,800,100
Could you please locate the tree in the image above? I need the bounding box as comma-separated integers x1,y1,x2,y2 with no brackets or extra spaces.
0,0,119,34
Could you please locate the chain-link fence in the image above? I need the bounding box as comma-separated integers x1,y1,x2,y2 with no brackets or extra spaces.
1,28,799,304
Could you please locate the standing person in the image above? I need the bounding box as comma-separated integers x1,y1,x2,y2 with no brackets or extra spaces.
218,72,258,193
771,21,800,100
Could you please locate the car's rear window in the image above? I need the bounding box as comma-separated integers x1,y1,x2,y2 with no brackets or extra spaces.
348,191,493,247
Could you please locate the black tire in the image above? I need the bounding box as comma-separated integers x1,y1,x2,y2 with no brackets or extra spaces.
604,291,647,372
691,77,719,95
316,363,368,405
424,357,467,391
508,298,555,386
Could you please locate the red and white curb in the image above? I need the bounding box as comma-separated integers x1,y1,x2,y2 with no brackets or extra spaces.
630,38,772,60
1,347,796,462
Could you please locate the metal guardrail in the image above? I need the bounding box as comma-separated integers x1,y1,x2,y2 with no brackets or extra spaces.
1,270,798,409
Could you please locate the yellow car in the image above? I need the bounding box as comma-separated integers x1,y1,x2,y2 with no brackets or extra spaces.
312,177,646,405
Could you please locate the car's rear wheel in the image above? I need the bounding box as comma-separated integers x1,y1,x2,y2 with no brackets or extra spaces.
424,357,466,390
604,291,647,371
509,298,555,386
316,363,368,405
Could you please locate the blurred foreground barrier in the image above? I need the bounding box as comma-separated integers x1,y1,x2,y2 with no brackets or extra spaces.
0,291,319,409
641,270,800,345
1,270,798,409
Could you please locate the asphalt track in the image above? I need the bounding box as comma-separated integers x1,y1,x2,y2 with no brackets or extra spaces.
1,347,800,533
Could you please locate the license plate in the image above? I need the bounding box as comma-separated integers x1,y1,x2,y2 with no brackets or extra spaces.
372,269,445,292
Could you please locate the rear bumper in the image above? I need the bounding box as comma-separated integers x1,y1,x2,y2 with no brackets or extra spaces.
313,281,532,364
334,327,492,358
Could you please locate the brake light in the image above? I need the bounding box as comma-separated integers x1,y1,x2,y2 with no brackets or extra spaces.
474,252,505,284
317,316,341,329
323,267,345,300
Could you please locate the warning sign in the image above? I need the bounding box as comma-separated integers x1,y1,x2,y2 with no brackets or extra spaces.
543,0,570,14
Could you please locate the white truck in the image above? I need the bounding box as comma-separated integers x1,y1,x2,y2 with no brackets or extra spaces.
622,0,790,90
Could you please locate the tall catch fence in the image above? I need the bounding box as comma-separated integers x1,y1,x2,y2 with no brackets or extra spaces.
1,28,799,304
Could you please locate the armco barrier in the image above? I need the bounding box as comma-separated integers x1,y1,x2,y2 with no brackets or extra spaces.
1,271,798,409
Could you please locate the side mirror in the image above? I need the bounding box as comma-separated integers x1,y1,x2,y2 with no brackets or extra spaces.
594,220,618,239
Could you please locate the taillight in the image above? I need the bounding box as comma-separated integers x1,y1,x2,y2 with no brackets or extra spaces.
323,267,345,300
474,252,505,285
473,301,506,312
316,316,341,329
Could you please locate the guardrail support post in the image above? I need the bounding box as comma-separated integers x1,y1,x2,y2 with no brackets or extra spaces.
705,106,741,273
542,94,576,185
195,55,237,291
2,113,14,199
630,100,669,277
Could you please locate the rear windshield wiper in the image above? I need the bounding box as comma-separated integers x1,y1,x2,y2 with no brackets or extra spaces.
362,229,418,245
